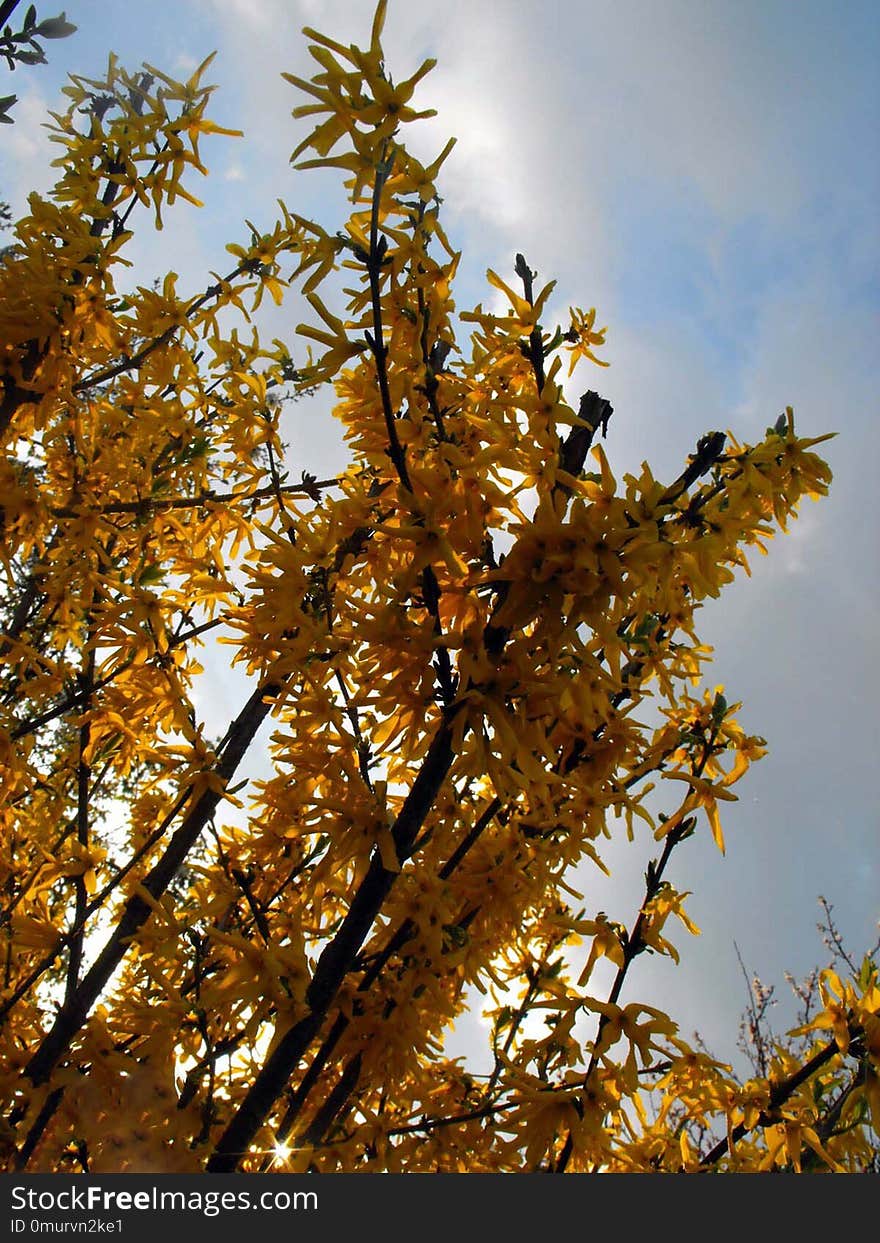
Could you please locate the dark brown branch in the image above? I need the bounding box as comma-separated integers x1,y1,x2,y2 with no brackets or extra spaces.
801,1071,862,1170
206,708,463,1170
413,201,450,443
660,431,727,506
10,655,136,742
514,253,545,393
362,149,455,706
63,643,96,1003
558,392,613,483
18,678,282,1092
554,723,720,1172
177,1030,251,1112
300,1051,363,1148
12,1087,64,1171
364,146,410,490
267,798,502,1155
281,712,655,1158
276,656,672,1161
48,479,338,521
0,147,124,440
68,251,286,399
699,1035,844,1169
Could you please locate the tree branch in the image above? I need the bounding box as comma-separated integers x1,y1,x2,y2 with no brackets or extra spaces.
18,678,282,1092
206,707,463,1170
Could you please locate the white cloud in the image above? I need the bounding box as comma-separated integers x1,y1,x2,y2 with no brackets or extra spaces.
194,0,278,29
2,89,57,213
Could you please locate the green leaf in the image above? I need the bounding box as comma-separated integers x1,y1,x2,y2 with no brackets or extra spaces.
137,564,165,587
35,13,77,38
543,326,563,353
174,435,212,466
442,922,469,949
858,953,877,992
494,1005,512,1031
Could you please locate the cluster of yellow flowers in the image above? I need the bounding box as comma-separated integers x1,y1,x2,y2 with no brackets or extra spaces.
0,0,875,1173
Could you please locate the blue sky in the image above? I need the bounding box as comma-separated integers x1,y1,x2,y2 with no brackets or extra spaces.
3,0,878,1069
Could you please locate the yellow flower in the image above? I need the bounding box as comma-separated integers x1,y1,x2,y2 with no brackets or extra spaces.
574,913,627,985
565,305,609,373
792,969,853,1053
658,770,739,853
